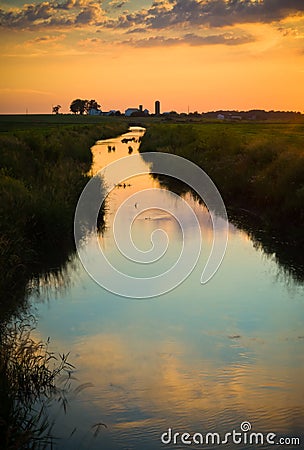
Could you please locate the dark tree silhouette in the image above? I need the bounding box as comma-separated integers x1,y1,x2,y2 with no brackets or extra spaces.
52,104,61,114
86,99,101,113
70,99,88,115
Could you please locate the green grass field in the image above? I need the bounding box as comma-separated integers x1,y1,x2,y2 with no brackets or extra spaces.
0,113,159,132
140,122,304,234
0,116,128,316
0,113,123,131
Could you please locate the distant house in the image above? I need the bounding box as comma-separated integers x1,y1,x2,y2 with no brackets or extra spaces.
125,107,149,117
88,108,102,116
217,114,225,120
125,108,140,117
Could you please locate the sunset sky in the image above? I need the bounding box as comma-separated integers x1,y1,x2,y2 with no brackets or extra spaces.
1,0,304,114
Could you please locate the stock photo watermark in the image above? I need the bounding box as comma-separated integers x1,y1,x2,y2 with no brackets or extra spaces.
161,421,301,447
74,152,228,299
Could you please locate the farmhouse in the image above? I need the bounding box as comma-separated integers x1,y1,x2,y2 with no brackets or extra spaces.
88,108,102,116
125,108,140,117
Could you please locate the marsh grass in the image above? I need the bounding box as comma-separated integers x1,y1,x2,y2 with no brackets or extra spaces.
0,316,78,449
140,123,304,227
0,114,124,132
0,121,127,313
0,118,127,447
140,122,304,281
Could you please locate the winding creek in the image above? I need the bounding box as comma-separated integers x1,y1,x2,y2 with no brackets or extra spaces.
30,127,303,449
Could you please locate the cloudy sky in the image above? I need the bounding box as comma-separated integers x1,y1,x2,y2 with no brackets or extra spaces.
1,0,304,113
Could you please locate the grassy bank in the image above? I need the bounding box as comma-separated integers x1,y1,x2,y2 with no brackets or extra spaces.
0,114,159,132
140,123,304,279
0,113,127,131
0,317,75,449
0,116,127,448
0,118,128,316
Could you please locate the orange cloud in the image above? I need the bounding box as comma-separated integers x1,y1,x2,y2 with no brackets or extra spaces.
1,1,304,113
25,34,67,45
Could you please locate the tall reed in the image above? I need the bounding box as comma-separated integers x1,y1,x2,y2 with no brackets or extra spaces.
0,316,75,449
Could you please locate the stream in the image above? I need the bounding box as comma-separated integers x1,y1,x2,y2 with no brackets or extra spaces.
30,127,304,449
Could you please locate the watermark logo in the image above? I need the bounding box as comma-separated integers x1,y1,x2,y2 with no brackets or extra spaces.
161,422,301,447
74,152,228,298
240,421,252,432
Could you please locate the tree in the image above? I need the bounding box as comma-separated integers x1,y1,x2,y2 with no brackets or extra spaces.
86,99,101,113
70,99,88,115
52,104,61,114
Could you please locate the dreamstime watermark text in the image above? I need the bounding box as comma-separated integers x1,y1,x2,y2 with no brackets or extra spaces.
161,422,301,447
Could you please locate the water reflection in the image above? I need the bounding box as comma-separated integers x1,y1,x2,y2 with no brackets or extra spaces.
32,127,304,449
145,170,304,285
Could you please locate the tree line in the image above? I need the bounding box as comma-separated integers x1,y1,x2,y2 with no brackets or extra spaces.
52,99,101,115
70,99,101,114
